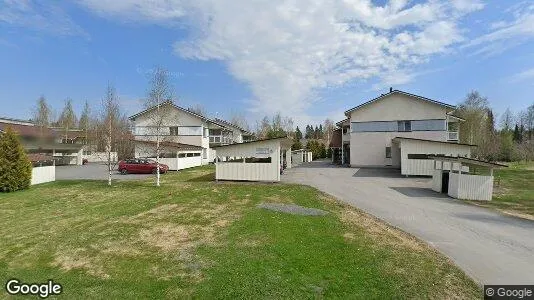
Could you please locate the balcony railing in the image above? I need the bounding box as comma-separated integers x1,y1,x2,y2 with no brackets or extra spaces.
447,131,459,141
209,136,233,144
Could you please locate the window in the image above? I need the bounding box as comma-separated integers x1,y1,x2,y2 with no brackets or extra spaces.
178,153,186,158
385,147,392,158
169,126,179,136
186,152,201,157
398,121,412,132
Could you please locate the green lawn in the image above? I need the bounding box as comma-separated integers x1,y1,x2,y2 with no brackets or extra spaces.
0,166,480,299
471,162,534,219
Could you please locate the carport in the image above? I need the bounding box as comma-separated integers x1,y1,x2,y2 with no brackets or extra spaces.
214,137,293,182
133,139,203,171
428,154,507,201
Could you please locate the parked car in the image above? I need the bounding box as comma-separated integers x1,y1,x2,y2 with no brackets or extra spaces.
118,159,169,175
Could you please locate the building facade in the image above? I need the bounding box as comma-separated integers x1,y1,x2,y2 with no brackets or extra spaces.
334,90,474,175
129,101,253,168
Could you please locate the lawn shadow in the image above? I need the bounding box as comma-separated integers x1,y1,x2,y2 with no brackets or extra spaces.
390,187,450,198
187,172,216,182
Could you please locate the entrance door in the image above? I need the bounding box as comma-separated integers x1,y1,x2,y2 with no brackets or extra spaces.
441,172,449,193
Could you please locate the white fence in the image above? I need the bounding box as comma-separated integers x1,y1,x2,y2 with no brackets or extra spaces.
216,162,278,182
83,152,118,163
448,173,493,201
31,166,55,185
154,156,202,171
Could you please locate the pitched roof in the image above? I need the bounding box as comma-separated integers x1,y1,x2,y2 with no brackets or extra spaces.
345,90,456,116
128,101,211,122
0,121,56,138
213,118,253,135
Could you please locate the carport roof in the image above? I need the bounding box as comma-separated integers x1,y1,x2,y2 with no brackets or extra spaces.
424,154,508,168
392,137,477,147
213,136,293,149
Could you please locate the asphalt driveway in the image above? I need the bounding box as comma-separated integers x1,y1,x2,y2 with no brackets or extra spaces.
283,160,534,285
56,163,153,180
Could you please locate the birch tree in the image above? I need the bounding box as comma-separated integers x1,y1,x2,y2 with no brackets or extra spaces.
101,85,120,186
145,67,174,187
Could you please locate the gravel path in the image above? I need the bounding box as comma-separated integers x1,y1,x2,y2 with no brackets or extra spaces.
258,203,329,216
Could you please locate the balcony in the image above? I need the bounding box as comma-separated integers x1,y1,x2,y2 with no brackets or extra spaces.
209,136,233,145
447,131,459,141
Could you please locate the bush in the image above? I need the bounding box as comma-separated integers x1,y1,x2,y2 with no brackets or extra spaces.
0,127,32,192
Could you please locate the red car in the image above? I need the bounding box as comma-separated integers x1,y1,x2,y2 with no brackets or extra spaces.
118,159,169,174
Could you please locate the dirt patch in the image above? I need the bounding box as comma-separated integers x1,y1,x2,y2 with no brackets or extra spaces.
139,224,192,252
340,210,425,252
53,248,110,279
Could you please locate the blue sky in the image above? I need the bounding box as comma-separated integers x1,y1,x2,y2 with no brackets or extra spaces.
0,0,533,127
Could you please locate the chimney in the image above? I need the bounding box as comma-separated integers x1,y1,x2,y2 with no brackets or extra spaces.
389,87,393,92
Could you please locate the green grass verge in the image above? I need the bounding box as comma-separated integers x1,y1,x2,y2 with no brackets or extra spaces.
0,166,480,298
470,162,534,218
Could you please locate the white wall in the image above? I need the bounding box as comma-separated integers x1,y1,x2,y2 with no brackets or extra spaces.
432,169,442,193
399,139,471,176
348,93,452,122
83,152,117,163
291,152,303,165
31,166,55,185
350,131,446,167
448,173,493,201
215,139,284,182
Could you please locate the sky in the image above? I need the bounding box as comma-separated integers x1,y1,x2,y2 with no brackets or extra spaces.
0,0,533,127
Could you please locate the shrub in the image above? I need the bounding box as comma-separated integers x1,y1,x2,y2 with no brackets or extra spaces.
0,127,32,192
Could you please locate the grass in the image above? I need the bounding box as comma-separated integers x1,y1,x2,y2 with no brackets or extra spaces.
0,166,480,299
468,161,534,219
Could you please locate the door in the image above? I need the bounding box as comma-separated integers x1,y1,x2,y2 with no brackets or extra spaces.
441,172,449,193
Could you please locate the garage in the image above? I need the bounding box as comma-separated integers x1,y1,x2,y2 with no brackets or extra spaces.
392,137,475,176
133,139,203,171
214,137,293,182
428,154,507,201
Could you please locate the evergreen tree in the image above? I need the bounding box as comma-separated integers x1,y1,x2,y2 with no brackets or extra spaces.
0,127,32,192
295,126,303,140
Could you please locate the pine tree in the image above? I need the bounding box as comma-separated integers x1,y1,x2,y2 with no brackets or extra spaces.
0,127,32,192
513,124,521,142
295,126,303,140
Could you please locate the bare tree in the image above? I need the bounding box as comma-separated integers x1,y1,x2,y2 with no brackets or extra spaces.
229,110,251,131
500,108,514,131
58,99,77,143
101,85,121,186
187,104,208,117
323,118,335,146
144,67,175,187
33,96,51,138
79,100,91,147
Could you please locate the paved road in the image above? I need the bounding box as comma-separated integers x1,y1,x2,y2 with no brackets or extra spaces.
56,163,153,180
283,161,534,285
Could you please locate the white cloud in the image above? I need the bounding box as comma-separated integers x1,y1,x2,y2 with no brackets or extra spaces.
464,2,534,56
76,1,480,117
509,67,534,83
0,0,88,38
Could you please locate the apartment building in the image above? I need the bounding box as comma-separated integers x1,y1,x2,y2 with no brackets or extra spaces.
128,101,253,170
332,89,475,176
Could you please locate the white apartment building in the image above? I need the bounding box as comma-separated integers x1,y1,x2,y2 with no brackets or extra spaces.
129,101,253,170
332,89,475,176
